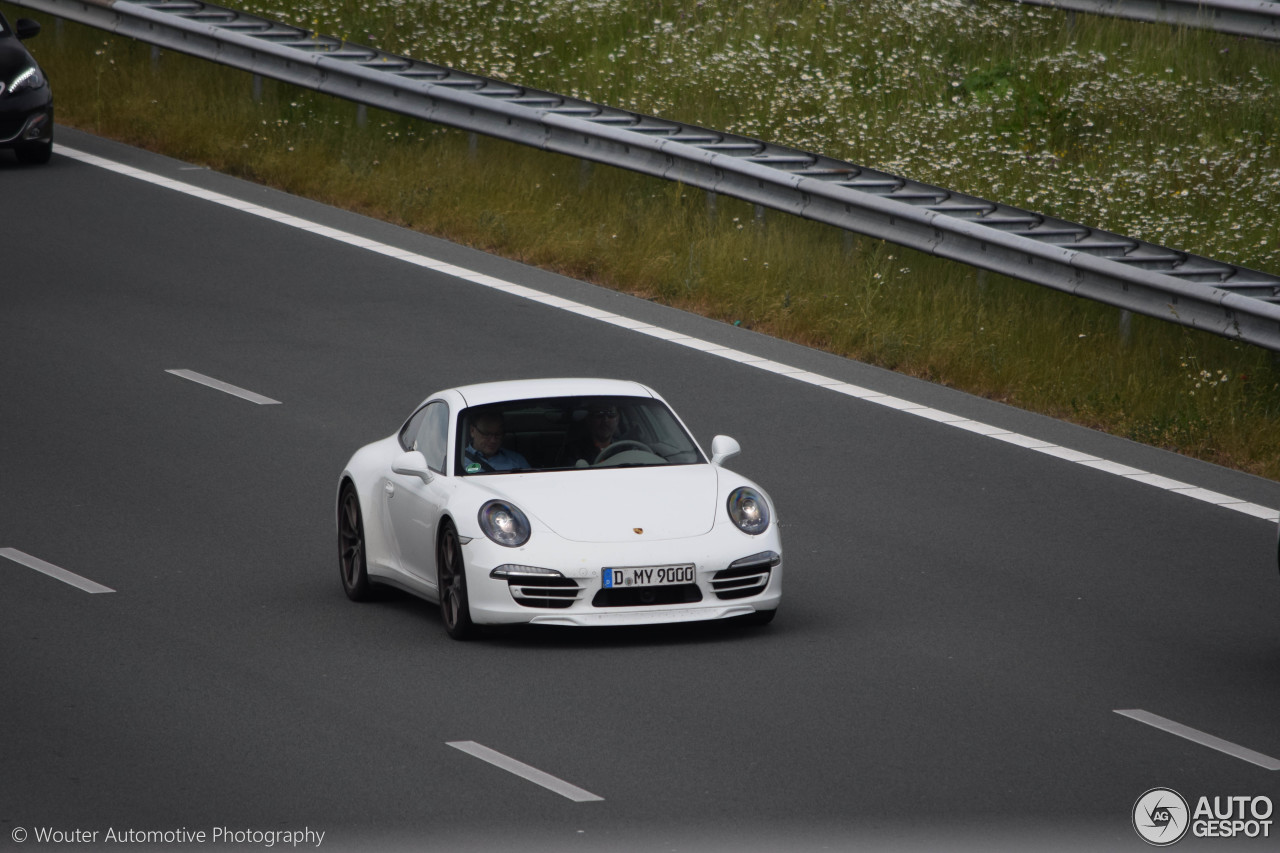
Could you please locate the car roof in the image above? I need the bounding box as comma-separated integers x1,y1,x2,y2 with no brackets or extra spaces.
450,378,657,408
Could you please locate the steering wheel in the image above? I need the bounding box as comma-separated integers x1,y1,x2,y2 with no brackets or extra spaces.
593,440,656,464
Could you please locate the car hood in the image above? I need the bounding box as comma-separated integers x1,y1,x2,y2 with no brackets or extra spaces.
477,465,720,543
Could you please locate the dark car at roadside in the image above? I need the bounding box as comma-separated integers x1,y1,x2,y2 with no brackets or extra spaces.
0,9,53,164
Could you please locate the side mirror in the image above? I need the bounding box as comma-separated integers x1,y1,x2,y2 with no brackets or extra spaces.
16,19,41,40
392,450,433,483
710,435,741,466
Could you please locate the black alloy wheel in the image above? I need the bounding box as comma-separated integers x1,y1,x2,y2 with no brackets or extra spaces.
437,521,475,640
338,484,373,601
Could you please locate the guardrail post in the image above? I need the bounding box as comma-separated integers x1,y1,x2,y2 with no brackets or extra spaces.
1119,309,1133,346
706,190,717,223
468,132,478,160
151,45,160,71
754,204,766,228
356,103,367,127
579,159,592,190
252,73,262,103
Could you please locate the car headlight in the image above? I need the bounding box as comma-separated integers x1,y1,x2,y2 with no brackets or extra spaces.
727,487,770,535
478,500,531,548
6,67,46,96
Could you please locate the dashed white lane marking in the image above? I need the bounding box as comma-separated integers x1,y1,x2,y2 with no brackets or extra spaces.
58,145,1279,524
447,741,604,802
166,369,282,405
1116,709,1280,771
1,548,115,594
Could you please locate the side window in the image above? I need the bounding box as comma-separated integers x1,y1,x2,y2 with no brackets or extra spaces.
398,405,430,451
415,401,450,474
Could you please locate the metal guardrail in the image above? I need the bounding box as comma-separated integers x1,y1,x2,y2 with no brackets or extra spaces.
14,0,1280,350
1009,0,1280,42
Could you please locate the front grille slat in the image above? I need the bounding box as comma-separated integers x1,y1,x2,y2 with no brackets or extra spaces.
503,575,581,609
711,571,769,592
711,552,778,600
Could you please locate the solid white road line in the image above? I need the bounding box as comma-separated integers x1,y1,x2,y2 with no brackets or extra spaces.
1116,709,1280,771
58,145,1279,524
166,369,282,405
1,548,115,594
447,741,604,802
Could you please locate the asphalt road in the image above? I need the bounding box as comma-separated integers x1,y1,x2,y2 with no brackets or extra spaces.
3,128,1280,853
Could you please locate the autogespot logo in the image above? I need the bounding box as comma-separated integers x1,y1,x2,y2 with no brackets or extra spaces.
1134,788,1191,846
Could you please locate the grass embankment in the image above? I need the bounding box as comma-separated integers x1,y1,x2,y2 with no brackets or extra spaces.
8,0,1280,479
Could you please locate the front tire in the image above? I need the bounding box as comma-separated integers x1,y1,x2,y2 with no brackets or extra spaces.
338,483,373,601
438,521,476,640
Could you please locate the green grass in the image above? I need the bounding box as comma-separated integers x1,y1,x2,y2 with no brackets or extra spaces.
8,0,1280,479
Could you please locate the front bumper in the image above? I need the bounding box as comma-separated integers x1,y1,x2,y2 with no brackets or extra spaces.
460,522,783,626
0,103,52,146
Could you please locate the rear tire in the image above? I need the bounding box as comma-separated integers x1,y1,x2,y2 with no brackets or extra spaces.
338,484,374,601
438,521,476,640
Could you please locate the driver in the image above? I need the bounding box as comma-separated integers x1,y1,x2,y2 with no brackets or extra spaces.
567,403,622,465
463,410,530,473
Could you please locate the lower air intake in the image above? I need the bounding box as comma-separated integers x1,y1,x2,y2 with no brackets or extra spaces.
508,576,581,609
592,584,703,607
712,551,779,600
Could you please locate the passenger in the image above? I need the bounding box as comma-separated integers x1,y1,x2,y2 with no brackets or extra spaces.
463,411,530,473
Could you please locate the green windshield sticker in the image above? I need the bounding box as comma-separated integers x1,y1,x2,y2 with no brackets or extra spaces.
465,462,482,473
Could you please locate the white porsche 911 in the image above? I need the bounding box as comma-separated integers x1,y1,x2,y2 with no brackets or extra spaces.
337,378,782,639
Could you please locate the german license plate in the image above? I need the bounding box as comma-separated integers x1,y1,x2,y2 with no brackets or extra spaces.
602,564,695,589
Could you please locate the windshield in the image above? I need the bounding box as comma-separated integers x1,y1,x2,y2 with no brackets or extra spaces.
457,395,704,475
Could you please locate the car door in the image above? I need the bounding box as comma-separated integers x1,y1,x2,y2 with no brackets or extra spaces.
385,400,452,590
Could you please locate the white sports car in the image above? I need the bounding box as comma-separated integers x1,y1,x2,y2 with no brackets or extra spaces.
337,378,782,639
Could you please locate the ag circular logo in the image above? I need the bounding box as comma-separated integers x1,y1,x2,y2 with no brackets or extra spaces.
1134,788,1190,846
